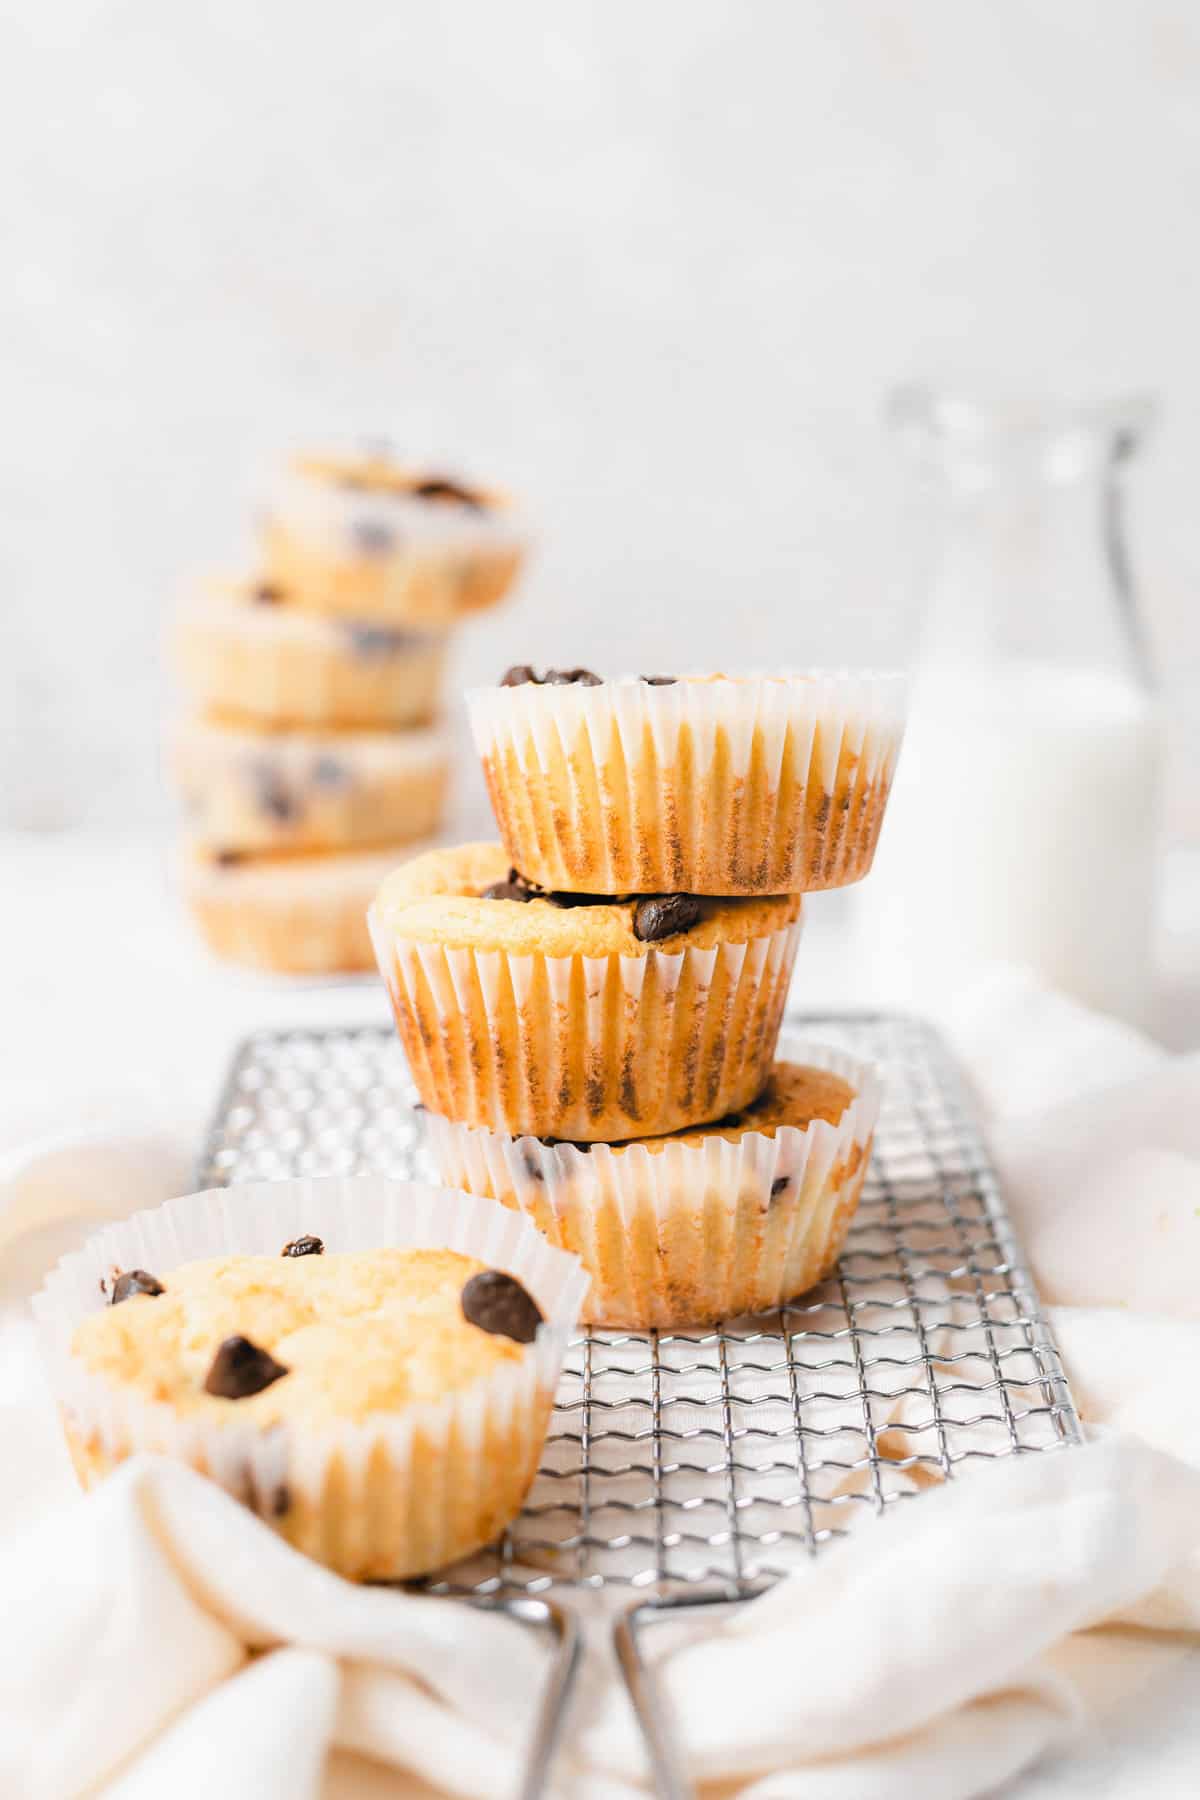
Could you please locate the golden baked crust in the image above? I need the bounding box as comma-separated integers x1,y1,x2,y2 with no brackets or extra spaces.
612,1061,854,1154
372,842,801,956
72,1248,523,1428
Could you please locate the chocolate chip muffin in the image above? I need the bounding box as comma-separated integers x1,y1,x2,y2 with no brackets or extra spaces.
182,842,421,974
176,581,450,729
174,718,449,856
425,1047,882,1328
257,448,525,625
37,1181,588,1581
369,843,803,1141
467,668,907,895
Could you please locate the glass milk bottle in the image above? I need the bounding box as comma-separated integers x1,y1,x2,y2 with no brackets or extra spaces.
862,388,1161,1025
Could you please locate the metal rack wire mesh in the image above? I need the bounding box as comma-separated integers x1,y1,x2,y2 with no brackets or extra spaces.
196,1010,1081,1598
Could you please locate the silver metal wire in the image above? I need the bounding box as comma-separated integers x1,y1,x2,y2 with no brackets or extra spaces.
197,1011,1083,1598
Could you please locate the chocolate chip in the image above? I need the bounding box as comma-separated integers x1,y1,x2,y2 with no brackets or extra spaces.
411,1101,427,1113
641,675,676,686
204,1336,289,1400
214,849,246,868
252,582,285,606
546,890,611,908
311,755,350,788
498,666,602,687
110,1269,165,1305
770,1176,791,1199
281,1234,324,1257
481,880,534,901
343,623,412,658
411,476,485,509
481,866,545,901
250,763,297,823
460,1271,543,1345
350,518,396,556
632,894,703,943
271,1482,291,1518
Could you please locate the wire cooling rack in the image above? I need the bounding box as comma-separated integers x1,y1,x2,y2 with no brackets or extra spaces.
197,1010,1082,1600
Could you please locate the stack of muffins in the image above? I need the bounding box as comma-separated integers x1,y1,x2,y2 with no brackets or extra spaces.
172,446,525,974
33,663,908,1589
370,667,907,1328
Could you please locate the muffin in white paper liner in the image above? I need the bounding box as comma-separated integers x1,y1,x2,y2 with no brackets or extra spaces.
467,670,907,896
32,1178,587,1580
369,909,803,1142
174,717,450,856
176,584,450,729
183,843,434,975
259,452,527,625
422,1041,882,1329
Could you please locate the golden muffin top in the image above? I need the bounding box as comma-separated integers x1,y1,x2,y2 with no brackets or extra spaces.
72,1245,540,1428
371,843,801,957
647,1060,856,1150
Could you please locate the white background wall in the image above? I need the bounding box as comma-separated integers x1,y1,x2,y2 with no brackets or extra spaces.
3,0,1199,830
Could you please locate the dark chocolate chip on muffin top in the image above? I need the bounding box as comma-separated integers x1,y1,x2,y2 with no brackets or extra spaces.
499,667,676,688
479,868,703,941
460,1270,543,1344
109,1269,165,1305
411,476,487,509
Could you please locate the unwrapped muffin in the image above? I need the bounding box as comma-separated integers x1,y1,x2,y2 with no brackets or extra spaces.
369,843,802,1141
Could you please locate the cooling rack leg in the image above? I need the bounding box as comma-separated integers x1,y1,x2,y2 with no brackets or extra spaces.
613,1600,697,1800
490,1595,584,1800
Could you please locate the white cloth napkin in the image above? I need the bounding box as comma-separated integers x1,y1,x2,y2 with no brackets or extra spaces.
2,967,1199,1799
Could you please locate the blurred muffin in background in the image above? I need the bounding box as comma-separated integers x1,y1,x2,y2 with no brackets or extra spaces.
169,443,526,976
176,579,449,729
258,446,526,626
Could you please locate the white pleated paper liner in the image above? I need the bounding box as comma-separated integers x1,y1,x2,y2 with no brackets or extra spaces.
368,909,803,1141
423,1041,883,1329
466,670,907,895
33,1178,589,1580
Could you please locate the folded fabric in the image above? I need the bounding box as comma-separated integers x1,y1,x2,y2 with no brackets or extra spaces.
1,1437,1197,1800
